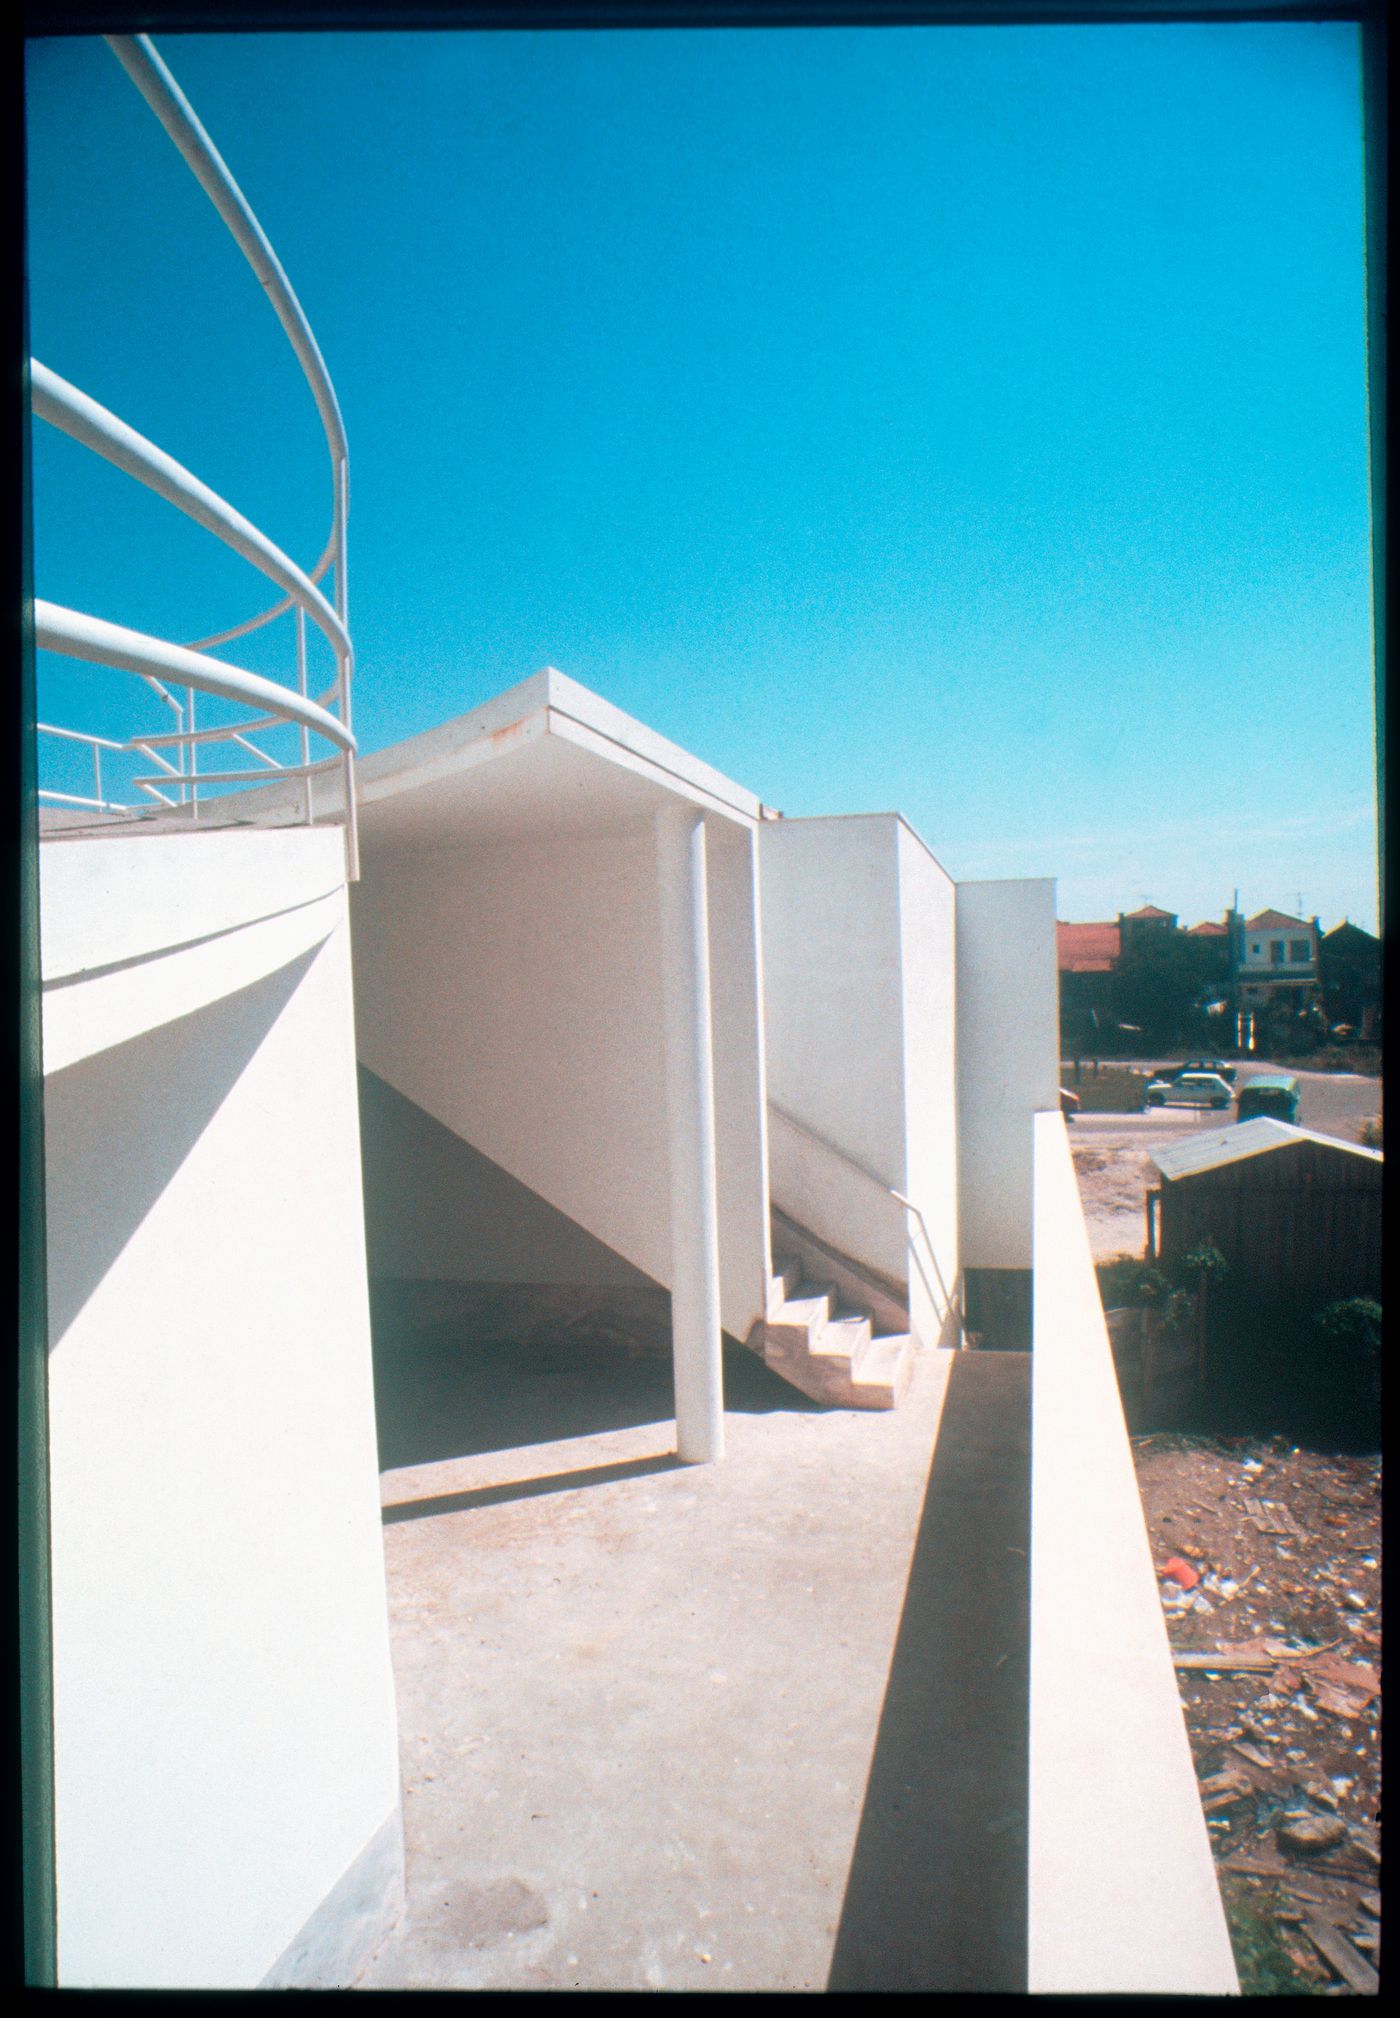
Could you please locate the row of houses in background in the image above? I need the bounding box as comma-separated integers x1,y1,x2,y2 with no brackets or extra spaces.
1058,901,1382,1050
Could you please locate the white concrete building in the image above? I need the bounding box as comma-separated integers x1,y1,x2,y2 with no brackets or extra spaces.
22,31,1238,1997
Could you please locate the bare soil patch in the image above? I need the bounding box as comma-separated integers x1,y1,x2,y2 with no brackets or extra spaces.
1071,1131,1159,1260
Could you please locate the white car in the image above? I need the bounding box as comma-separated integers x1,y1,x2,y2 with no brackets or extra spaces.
1143,1071,1233,1111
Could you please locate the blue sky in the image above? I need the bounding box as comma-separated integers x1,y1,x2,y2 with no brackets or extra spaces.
25,22,1378,930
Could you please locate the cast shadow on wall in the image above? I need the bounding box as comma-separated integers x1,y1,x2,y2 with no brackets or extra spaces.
42,939,327,1352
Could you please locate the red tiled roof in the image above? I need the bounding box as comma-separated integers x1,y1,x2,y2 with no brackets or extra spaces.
1122,904,1175,921
1057,920,1120,972
1246,909,1309,931
1188,920,1228,936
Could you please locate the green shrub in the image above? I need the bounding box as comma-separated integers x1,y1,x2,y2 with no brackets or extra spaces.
1174,1241,1230,1291
1096,1256,1171,1309
1315,1298,1381,1382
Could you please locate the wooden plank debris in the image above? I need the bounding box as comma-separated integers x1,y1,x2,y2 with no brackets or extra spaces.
1310,1681,1371,1719
1241,1496,1306,1539
1303,1653,1379,1698
1173,1649,1275,1671
1221,1850,1289,1879
1302,1916,1380,1995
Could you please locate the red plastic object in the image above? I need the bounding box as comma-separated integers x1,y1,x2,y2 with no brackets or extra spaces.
1160,1555,1200,1590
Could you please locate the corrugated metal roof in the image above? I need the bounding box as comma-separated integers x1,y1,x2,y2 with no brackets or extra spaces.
1152,1120,1383,1181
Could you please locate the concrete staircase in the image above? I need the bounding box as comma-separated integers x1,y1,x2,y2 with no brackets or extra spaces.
749,1251,916,1410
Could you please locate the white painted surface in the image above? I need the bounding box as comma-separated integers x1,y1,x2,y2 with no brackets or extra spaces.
894,825,959,1346
762,817,906,1187
760,817,908,1283
351,808,770,1347
704,821,773,1323
357,1068,653,1288
759,815,960,1339
1028,1113,1238,1995
41,827,402,1988
656,809,725,1462
38,827,347,1074
232,667,766,842
353,828,671,1286
955,878,1060,1270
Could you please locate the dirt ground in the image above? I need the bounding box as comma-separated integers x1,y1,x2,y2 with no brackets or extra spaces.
1132,1435,1381,1993
1069,1127,1161,1259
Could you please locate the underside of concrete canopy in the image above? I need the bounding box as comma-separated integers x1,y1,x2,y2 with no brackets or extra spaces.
353,668,767,848
348,670,773,1466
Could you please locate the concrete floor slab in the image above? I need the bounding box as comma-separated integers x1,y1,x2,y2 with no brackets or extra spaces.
358,1289,1028,1991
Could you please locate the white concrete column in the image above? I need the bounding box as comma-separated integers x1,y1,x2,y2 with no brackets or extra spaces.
656,806,725,1463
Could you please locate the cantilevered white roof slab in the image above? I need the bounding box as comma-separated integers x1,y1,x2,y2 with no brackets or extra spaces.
1151,1118,1382,1182
352,668,765,850
43,669,769,847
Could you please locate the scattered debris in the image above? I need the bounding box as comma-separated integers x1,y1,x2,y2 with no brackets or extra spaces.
1276,1814,1348,1857
1302,1918,1380,1996
1160,1554,1201,1590
1243,1497,1307,1540
1133,1433,1380,1994
1172,1650,1274,1672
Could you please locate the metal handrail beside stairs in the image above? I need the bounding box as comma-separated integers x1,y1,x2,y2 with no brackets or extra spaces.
767,1099,962,1339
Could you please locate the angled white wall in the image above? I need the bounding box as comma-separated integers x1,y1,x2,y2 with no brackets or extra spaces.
955,877,1060,1270
759,815,959,1340
41,828,402,1989
350,814,770,1346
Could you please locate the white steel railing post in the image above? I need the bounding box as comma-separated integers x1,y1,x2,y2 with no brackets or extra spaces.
92,741,102,808
296,607,312,827
335,454,359,881
187,686,198,816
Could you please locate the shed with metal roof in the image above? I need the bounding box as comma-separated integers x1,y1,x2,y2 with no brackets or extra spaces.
1148,1120,1381,1310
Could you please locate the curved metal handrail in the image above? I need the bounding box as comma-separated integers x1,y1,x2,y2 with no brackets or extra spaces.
35,605,355,753
32,34,359,876
105,32,348,656
31,363,351,672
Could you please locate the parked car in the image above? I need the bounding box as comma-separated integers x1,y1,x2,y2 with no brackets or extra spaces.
1153,1058,1238,1086
1060,1086,1080,1121
1235,1073,1301,1124
1143,1071,1233,1111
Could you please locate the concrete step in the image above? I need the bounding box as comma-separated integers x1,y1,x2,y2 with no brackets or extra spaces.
849,1332,917,1409
755,1267,913,1410
766,1255,803,1319
763,1287,834,1361
809,1312,873,1362
770,1205,910,1339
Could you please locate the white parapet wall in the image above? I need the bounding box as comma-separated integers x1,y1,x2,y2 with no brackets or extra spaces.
351,814,770,1346
40,827,403,1989
955,877,1060,1270
1028,1111,1239,1995
759,815,958,1340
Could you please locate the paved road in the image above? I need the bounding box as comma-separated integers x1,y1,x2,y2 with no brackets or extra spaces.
1066,1058,1381,1148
